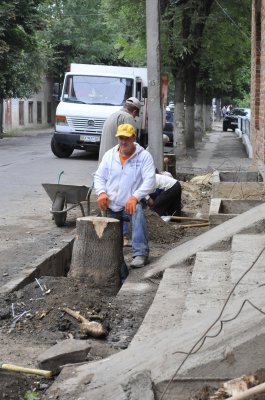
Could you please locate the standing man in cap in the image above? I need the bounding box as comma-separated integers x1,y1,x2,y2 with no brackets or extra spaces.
98,97,141,163
94,123,155,274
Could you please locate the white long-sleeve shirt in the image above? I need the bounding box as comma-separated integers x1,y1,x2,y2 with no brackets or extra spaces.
155,173,177,191
94,143,156,212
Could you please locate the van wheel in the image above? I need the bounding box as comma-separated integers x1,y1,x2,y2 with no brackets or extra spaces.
51,137,74,158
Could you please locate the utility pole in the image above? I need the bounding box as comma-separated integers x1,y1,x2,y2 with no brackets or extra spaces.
146,0,163,171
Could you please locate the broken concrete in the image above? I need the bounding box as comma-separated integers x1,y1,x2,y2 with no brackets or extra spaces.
37,339,91,373
0,235,74,296
209,198,264,225
212,170,262,183
144,203,265,279
37,338,118,373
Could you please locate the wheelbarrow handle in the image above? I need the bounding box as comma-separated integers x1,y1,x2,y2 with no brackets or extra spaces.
85,182,94,201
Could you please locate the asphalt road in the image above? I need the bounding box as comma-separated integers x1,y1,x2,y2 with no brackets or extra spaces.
0,133,99,287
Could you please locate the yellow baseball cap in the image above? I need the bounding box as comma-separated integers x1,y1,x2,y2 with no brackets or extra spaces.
115,124,136,137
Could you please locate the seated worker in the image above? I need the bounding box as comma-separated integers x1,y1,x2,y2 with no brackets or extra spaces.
94,123,156,276
146,173,182,217
123,134,171,246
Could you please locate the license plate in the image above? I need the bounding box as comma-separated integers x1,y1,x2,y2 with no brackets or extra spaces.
231,122,237,125
80,135,100,143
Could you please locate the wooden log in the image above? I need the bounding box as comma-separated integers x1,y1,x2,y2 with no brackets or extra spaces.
175,222,209,228
69,216,121,293
170,216,209,222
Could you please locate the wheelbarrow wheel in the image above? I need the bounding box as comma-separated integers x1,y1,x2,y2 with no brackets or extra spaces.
52,194,67,227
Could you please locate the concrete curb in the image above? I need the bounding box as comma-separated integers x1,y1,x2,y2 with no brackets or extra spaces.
144,203,265,279
1,128,54,139
0,235,74,296
242,133,253,159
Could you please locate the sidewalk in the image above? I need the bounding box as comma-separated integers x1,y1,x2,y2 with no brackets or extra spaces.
2,122,252,175
1,126,53,138
175,122,253,176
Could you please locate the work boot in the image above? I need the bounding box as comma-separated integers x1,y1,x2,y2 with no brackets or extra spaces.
130,256,148,268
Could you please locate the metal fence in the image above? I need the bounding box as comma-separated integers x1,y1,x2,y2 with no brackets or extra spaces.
238,116,250,138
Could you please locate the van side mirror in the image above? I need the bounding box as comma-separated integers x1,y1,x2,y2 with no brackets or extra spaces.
142,86,148,99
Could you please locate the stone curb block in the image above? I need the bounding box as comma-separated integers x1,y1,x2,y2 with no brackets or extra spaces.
0,235,75,296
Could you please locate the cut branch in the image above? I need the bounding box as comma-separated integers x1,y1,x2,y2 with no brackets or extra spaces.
63,307,106,338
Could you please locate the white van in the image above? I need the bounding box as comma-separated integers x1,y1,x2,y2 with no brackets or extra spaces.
51,63,147,158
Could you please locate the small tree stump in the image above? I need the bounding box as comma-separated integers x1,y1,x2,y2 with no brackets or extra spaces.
69,216,121,293
163,153,176,178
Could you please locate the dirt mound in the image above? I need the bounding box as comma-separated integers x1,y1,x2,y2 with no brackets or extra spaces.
145,208,183,243
0,276,119,343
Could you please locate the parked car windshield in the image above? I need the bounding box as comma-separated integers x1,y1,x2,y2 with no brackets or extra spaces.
62,75,134,106
228,108,250,117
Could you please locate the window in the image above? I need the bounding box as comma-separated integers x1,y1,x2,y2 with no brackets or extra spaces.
47,102,52,123
28,102,33,123
37,101,42,123
19,101,24,125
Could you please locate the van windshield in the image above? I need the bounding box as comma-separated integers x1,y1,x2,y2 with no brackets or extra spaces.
62,75,134,105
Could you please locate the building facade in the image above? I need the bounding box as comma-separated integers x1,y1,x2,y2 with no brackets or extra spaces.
2,76,56,133
251,0,265,176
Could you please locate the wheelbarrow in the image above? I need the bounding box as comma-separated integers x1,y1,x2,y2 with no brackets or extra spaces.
42,182,93,227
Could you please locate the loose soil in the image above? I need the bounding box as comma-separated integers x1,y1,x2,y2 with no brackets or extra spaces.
0,176,213,400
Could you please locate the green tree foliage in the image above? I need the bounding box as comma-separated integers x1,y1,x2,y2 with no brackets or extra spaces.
0,0,48,99
198,0,251,103
101,0,146,65
160,0,251,104
41,0,119,81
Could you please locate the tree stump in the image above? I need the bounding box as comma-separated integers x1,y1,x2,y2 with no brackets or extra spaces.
69,216,121,293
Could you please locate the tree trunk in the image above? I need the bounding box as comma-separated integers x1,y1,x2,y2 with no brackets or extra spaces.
69,216,121,294
205,96,212,131
216,98,221,121
185,66,197,148
194,87,204,142
0,99,3,134
172,73,185,157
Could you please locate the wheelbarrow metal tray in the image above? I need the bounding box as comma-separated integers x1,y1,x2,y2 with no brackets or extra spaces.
42,184,90,204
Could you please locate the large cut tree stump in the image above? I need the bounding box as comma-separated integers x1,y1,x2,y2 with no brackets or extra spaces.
69,216,121,292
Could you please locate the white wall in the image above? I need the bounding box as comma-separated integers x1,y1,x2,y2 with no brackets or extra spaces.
3,76,56,132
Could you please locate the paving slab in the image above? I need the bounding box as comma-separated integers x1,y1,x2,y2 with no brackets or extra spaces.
230,234,265,289
181,251,231,322
131,264,192,345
